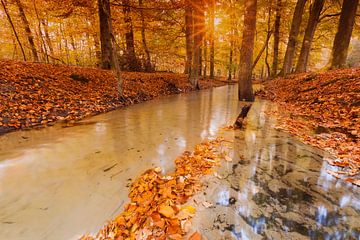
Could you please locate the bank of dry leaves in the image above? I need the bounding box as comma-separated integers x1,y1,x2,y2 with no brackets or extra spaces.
81,138,230,240
258,68,359,185
0,60,227,134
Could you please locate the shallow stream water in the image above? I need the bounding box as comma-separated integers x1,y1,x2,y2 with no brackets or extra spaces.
0,85,358,240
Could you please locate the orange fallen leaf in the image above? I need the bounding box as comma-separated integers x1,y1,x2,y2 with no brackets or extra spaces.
188,231,202,240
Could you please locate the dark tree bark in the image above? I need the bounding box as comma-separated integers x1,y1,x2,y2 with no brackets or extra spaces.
139,0,152,72
98,0,113,69
1,0,26,61
271,0,281,77
98,0,122,95
280,0,307,76
122,0,139,71
209,0,215,79
184,0,193,74
295,0,325,73
330,0,359,69
238,0,257,101
15,0,38,61
189,0,205,89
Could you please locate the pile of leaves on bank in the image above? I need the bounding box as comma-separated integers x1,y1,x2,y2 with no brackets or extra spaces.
258,68,359,185
81,138,231,240
0,60,227,134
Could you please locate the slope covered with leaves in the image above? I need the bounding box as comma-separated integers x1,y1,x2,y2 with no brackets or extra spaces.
0,60,227,134
258,68,359,183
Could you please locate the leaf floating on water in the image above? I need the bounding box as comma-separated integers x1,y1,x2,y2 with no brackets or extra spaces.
345,178,360,187
224,155,233,162
202,201,213,208
188,231,202,240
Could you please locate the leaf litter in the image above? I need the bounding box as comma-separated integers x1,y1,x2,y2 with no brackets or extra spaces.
81,138,232,240
257,68,359,185
0,60,227,135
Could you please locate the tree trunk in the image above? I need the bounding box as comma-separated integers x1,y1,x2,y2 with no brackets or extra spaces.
228,42,233,81
189,0,205,89
330,0,359,69
184,0,193,74
15,0,38,61
295,0,324,73
265,4,272,78
203,36,207,77
33,0,48,62
1,0,26,61
252,29,272,70
238,0,257,101
122,0,139,71
271,0,281,77
139,0,152,72
93,33,101,66
209,0,215,79
98,0,123,96
98,0,113,69
280,0,307,76
42,19,54,60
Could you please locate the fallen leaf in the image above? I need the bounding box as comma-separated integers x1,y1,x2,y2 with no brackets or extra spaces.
188,231,202,240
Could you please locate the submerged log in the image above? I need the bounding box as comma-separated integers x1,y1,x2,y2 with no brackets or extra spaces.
234,104,252,129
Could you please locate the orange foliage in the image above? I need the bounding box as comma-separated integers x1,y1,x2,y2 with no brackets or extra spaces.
0,60,226,134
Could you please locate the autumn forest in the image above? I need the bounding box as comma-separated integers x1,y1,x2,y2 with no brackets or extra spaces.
0,0,359,239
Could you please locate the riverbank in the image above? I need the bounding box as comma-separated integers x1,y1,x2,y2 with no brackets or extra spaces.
0,60,229,134
258,68,359,182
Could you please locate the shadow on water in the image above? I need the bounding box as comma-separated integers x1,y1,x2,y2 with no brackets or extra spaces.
192,100,360,240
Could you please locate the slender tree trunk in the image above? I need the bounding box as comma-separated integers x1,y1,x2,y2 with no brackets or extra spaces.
199,44,202,76
209,0,215,79
203,36,207,77
265,3,272,78
184,0,193,74
271,0,281,77
70,36,80,65
42,19,54,60
122,0,139,71
280,0,307,76
139,0,152,71
15,0,38,61
252,29,272,70
238,0,257,101
1,0,26,61
228,42,233,81
189,0,205,89
33,0,48,62
98,0,123,95
330,0,359,69
295,0,325,73
93,33,101,66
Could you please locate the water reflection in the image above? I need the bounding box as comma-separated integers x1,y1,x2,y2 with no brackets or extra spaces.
192,101,360,240
0,85,241,240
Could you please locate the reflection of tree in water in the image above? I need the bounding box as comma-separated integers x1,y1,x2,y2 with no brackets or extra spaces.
211,101,360,239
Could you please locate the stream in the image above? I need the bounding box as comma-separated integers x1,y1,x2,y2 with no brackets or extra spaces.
0,85,358,240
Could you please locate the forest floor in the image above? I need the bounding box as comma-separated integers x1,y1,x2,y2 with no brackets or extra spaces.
257,68,359,184
0,60,229,135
